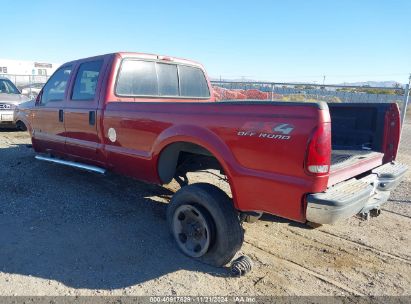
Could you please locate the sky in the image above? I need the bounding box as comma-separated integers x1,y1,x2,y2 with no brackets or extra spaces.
2,0,410,84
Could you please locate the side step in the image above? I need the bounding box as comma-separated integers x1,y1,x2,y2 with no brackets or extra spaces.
35,155,106,174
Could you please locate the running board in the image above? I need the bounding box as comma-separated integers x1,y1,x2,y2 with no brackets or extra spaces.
35,155,106,174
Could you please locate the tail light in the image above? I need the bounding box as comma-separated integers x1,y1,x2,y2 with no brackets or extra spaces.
305,123,331,175
382,103,400,162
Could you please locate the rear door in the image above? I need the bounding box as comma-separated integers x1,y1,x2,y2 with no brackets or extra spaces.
32,65,72,155
64,58,108,165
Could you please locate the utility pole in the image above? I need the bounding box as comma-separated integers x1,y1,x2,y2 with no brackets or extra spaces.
399,73,411,150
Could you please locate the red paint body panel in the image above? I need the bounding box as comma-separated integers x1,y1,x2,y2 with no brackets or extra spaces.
102,101,329,222
29,52,400,223
63,55,112,165
32,102,66,154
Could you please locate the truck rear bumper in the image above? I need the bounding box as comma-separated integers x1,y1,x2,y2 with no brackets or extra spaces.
306,162,408,224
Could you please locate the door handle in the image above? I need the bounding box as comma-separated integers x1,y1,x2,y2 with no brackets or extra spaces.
59,109,64,122
89,111,96,126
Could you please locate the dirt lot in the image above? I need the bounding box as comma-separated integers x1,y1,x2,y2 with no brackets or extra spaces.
0,123,410,296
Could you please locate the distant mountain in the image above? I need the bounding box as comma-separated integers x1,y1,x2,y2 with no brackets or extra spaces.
210,78,405,88
210,77,257,82
337,81,404,88
211,77,405,88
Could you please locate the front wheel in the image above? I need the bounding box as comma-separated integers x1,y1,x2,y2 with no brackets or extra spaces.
167,183,243,267
16,121,27,131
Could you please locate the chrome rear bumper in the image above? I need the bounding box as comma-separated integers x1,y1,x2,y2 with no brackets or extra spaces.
306,162,408,224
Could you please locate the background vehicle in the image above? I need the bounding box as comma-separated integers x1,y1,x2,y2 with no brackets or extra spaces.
20,83,45,100
13,100,35,131
0,77,30,128
26,52,407,266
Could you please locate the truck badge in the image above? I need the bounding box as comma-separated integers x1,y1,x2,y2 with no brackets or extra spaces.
237,122,294,140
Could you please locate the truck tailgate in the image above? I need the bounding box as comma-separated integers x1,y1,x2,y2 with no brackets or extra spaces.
328,150,384,186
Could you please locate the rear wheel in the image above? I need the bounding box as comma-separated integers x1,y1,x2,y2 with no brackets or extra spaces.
172,204,213,258
167,183,243,267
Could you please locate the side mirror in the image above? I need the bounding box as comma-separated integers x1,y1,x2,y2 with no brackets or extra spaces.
35,90,42,106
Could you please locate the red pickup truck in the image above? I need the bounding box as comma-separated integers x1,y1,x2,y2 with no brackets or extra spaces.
27,52,407,266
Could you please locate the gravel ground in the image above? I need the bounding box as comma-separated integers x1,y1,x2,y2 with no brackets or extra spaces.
0,122,410,296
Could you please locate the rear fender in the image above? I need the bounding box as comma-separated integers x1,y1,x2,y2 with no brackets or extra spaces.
152,125,240,209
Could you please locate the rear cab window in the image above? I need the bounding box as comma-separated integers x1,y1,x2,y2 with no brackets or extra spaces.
115,59,210,99
116,60,158,96
72,60,104,101
178,65,209,98
157,63,179,96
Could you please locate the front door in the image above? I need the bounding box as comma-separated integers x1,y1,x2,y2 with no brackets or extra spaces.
32,65,72,155
63,58,106,165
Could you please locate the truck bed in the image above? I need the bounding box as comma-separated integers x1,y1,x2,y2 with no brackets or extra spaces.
326,103,400,187
328,150,384,186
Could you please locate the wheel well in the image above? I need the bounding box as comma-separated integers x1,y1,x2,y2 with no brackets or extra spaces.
16,120,27,130
158,142,226,184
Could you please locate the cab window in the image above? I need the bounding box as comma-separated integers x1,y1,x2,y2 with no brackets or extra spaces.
72,60,103,101
178,65,210,98
157,63,178,96
41,66,72,104
116,60,158,96
115,59,210,99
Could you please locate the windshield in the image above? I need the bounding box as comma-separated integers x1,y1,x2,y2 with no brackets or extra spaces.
0,79,20,94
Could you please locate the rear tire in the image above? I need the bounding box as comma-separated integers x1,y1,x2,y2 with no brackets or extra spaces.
167,183,243,267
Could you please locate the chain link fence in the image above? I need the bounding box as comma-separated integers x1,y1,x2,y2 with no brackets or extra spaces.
211,80,410,155
1,73,409,154
0,74,50,99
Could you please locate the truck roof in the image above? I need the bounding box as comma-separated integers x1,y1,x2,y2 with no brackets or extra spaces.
62,52,205,69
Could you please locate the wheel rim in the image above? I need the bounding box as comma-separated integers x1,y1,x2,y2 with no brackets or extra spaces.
172,204,212,258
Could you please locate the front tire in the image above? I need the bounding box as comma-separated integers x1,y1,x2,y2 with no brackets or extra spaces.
16,121,27,131
167,183,243,267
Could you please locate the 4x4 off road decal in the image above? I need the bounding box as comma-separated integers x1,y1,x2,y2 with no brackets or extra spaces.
237,122,294,140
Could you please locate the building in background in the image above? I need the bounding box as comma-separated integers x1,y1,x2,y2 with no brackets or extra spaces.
0,58,61,87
